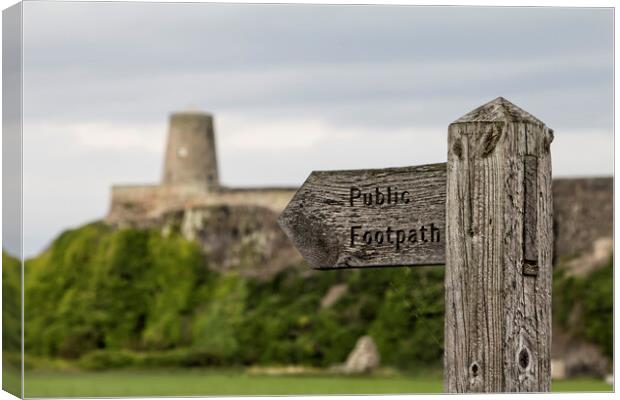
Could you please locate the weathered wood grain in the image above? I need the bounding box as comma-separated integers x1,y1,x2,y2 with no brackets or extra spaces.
278,163,446,269
444,97,553,392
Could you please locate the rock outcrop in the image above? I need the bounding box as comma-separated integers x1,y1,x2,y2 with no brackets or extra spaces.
565,237,613,277
552,327,610,378
162,204,303,278
320,284,348,309
343,336,380,374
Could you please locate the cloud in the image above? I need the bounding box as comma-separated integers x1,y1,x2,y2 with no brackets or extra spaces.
551,130,614,178
219,118,332,150
23,55,612,131
22,4,613,73
70,122,166,153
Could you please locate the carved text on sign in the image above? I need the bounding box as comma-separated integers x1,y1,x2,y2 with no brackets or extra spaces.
279,163,447,269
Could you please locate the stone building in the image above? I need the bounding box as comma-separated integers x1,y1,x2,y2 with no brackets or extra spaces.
161,110,219,190
105,110,296,226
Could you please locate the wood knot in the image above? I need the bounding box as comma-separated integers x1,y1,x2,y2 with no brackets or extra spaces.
518,347,530,370
452,139,463,160
479,124,502,157
470,362,480,377
544,128,554,153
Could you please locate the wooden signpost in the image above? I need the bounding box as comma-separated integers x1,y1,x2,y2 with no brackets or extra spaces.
278,163,446,269
278,97,553,393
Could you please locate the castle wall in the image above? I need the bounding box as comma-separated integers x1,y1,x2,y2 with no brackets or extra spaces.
106,185,296,226
190,188,297,214
552,177,613,260
106,184,208,225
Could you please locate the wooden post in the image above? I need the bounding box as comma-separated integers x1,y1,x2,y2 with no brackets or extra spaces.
444,97,553,392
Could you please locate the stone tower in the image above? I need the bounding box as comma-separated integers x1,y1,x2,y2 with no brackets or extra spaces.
162,110,219,191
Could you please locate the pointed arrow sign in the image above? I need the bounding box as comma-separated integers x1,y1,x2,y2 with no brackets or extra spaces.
278,163,447,269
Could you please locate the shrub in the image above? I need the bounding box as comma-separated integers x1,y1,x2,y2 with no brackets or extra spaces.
22,220,613,372
78,350,137,370
553,255,613,358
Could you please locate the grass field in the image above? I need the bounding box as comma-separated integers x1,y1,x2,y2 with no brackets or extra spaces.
19,370,612,397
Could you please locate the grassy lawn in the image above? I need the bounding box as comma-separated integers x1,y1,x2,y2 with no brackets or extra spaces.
3,367,21,398
21,370,612,397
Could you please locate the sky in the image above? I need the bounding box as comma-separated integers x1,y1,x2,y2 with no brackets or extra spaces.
14,2,614,257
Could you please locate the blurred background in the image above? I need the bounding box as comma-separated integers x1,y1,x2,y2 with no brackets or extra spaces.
2,3,613,396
